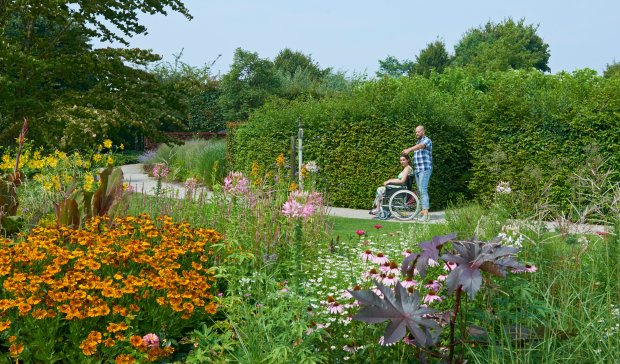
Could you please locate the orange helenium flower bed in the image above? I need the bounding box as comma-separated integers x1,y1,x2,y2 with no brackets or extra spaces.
0,214,222,361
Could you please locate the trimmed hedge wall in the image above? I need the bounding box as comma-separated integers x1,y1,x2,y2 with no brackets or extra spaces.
232,77,470,209
232,69,620,212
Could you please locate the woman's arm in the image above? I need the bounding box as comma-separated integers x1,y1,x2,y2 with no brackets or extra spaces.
383,166,410,186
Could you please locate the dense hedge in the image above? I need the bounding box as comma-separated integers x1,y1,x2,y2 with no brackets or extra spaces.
232,77,470,209
232,69,620,212
465,69,620,211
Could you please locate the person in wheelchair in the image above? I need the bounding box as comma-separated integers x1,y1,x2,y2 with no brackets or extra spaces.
370,153,414,215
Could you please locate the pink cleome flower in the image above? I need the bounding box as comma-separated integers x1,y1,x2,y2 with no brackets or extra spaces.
223,171,249,195
142,333,160,349
152,163,169,178
281,190,322,219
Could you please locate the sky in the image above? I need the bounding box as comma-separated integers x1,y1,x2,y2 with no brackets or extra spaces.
96,0,619,77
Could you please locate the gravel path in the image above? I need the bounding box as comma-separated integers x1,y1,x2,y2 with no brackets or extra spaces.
121,163,610,233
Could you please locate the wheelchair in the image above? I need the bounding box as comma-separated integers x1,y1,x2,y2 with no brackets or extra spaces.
376,174,420,221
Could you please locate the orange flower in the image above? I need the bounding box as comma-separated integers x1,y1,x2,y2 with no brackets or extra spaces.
9,343,24,357
31,308,47,319
115,354,136,364
103,338,115,347
17,302,32,316
205,301,218,314
0,320,11,331
107,322,129,333
129,335,146,350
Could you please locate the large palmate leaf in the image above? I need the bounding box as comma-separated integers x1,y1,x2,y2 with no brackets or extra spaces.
349,281,441,346
441,240,525,300
402,233,457,278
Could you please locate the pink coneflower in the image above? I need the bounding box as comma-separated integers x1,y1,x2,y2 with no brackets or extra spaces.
142,333,160,349
362,268,380,280
379,336,395,346
437,274,447,282
328,301,344,314
373,252,389,265
424,291,442,304
424,280,441,291
401,277,417,288
371,287,384,299
513,264,538,273
356,229,366,236
401,249,414,257
382,273,398,286
361,250,374,262
428,258,439,267
444,261,457,271
384,261,400,275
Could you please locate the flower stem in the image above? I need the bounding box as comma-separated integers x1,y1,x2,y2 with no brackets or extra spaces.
448,285,463,364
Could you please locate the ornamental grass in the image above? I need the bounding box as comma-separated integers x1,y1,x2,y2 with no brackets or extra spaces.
0,214,223,363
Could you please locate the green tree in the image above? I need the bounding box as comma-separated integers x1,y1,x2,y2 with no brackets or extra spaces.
218,48,281,121
0,0,191,149
412,40,451,77
452,18,550,72
274,48,328,81
151,55,224,132
376,55,415,77
603,61,620,78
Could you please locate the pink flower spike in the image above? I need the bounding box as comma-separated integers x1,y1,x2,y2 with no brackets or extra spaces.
356,230,366,236
142,333,160,349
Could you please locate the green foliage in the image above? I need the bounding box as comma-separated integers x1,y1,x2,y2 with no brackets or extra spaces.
0,0,191,149
412,40,451,78
603,60,620,79
150,56,225,132
376,55,415,78
144,139,229,189
452,18,550,72
233,76,470,210
466,69,620,215
218,48,282,122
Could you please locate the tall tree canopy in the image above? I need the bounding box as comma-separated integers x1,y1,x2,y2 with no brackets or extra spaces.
376,55,415,78
603,61,620,79
452,18,550,72
0,0,191,149
412,40,451,78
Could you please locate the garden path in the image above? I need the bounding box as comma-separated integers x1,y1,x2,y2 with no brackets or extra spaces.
121,163,610,233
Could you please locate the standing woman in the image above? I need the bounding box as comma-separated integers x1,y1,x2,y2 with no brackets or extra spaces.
370,153,413,215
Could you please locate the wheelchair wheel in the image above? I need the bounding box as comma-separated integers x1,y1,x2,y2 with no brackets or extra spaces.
388,190,420,221
377,209,391,220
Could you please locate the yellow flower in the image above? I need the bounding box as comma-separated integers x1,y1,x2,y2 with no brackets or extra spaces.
84,174,94,191
276,153,286,167
107,156,114,166
93,154,102,163
103,139,113,149
119,143,125,150
288,182,298,192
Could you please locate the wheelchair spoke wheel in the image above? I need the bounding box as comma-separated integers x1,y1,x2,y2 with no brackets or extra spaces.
388,190,420,221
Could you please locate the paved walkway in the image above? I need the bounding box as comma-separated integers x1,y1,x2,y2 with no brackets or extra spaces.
121,163,610,233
